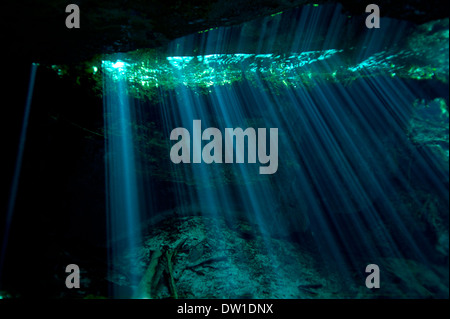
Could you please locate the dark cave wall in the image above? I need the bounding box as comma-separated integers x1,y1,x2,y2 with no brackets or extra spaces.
2,0,449,64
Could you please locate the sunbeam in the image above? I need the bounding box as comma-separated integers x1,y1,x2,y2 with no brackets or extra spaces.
0,63,38,275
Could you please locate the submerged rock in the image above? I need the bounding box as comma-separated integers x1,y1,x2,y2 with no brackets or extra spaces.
108,213,449,298
107,215,347,298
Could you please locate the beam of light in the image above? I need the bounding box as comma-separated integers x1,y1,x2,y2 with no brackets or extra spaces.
103,59,147,298
0,63,38,278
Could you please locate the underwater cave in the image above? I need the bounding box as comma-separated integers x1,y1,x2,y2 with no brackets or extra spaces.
0,0,448,300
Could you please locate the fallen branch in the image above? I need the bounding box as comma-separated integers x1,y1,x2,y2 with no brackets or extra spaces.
136,249,163,298
164,238,187,299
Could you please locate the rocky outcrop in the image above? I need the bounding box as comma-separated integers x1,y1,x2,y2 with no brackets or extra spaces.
104,214,449,299
107,215,350,298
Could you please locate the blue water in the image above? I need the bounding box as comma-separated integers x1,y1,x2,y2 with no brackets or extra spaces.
101,4,448,298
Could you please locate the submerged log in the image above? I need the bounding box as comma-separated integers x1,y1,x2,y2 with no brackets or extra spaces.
136,249,163,299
